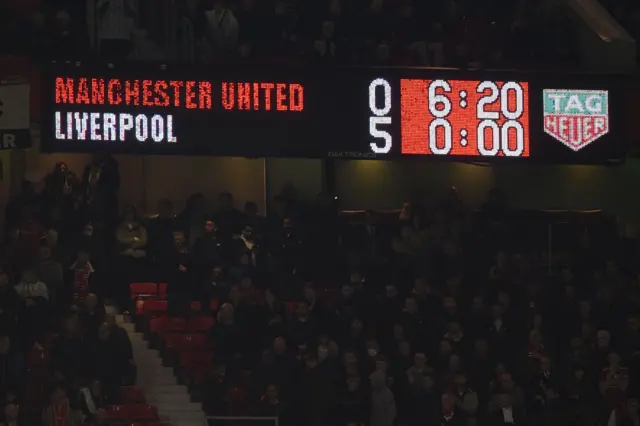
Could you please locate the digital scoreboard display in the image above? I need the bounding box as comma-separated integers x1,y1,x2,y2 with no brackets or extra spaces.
42,62,626,164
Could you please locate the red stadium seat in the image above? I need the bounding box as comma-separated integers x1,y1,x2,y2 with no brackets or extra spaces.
158,283,168,300
120,387,146,403
105,405,130,421
210,299,218,310
179,349,213,368
189,316,214,332
190,301,201,311
187,364,214,384
163,333,186,350
130,283,158,300
150,317,187,334
164,333,207,350
142,300,168,315
182,333,208,349
128,404,159,421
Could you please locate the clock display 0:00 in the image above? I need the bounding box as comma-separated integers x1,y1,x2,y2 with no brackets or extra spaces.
426,79,527,157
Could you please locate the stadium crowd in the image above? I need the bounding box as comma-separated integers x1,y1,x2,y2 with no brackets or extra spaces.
0,0,583,68
0,155,637,426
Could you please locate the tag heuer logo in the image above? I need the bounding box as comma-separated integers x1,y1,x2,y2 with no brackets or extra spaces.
543,89,609,151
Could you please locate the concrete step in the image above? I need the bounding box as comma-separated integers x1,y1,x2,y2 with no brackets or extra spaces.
160,410,204,422
147,385,190,395
146,393,192,405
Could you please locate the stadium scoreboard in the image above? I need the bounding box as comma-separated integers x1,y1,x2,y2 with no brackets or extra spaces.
42,62,626,164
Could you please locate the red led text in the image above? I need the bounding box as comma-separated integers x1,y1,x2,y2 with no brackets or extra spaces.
55,77,213,109
221,82,304,112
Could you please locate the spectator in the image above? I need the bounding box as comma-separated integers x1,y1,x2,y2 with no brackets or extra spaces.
0,402,25,426
42,387,82,426
51,316,91,383
79,294,105,335
178,193,207,247
255,383,288,421
205,0,239,54
489,393,525,426
78,380,106,421
146,199,177,276
68,250,95,304
0,336,23,396
96,0,136,61
114,206,147,307
370,370,396,426
34,246,63,301
15,269,50,339
167,230,193,316
82,153,120,227
0,274,20,335
95,322,135,395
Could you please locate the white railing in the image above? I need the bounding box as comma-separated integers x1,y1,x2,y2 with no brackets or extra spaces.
205,416,279,426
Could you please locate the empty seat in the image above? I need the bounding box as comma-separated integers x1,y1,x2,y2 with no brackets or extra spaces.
164,333,207,350
190,301,201,311
130,283,158,300
128,404,159,421
120,386,146,403
179,349,214,368
105,405,130,421
142,300,168,315
188,316,215,332
150,317,187,334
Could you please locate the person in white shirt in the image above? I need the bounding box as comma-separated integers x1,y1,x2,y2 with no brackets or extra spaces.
97,0,136,60
15,269,50,340
15,269,49,302
205,0,239,53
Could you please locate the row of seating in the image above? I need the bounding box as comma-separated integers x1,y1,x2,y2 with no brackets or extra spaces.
105,403,160,422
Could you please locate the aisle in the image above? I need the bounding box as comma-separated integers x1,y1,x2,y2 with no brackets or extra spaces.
116,315,206,426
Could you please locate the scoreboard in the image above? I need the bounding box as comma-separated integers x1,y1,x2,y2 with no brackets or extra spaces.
42,62,626,164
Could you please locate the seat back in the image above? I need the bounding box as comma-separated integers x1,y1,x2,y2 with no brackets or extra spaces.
130,283,158,300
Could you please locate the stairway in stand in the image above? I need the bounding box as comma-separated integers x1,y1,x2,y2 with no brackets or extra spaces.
117,315,206,426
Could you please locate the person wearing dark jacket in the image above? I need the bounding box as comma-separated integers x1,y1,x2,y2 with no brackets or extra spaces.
146,199,177,279
191,220,223,283
0,274,20,336
78,380,107,421
0,336,24,396
82,152,120,226
95,322,135,396
167,231,194,316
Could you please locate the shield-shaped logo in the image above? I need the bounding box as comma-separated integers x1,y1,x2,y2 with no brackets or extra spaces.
543,89,609,151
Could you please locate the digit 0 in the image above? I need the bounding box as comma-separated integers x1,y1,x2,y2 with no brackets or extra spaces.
368,78,392,154
429,118,452,155
369,78,391,116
